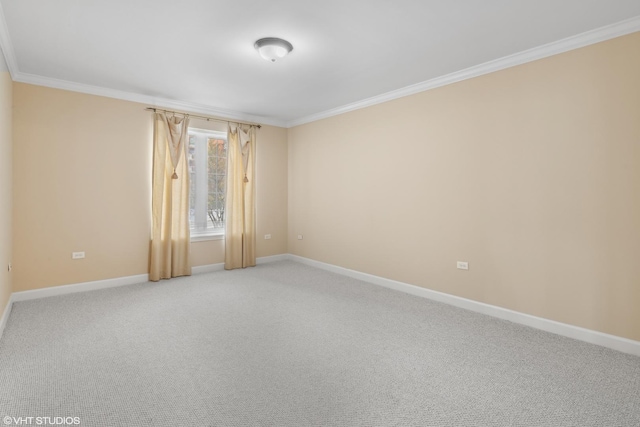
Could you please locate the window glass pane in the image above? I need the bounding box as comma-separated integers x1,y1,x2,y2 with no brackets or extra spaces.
187,132,227,235
207,138,227,230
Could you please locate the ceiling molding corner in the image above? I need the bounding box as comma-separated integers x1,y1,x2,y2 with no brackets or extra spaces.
286,15,640,128
0,1,19,77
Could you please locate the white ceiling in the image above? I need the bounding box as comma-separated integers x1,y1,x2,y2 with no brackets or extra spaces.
1,0,639,127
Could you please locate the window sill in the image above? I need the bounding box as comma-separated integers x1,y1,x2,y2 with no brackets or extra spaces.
191,233,224,242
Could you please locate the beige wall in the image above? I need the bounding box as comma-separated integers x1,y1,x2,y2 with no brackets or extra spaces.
12,84,288,291
0,71,12,314
288,32,640,341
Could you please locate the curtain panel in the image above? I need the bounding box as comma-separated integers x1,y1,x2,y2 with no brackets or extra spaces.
149,113,192,281
225,124,256,269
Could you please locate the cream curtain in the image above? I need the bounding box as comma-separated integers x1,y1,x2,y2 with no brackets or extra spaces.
225,124,256,269
149,112,192,281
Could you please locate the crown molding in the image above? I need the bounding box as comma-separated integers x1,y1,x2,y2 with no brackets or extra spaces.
0,1,18,77
11,71,288,127
286,15,640,128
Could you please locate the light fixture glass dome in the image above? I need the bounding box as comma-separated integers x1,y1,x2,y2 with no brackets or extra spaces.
254,37,293,62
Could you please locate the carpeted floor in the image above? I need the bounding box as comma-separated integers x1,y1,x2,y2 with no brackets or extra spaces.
0,260,639,426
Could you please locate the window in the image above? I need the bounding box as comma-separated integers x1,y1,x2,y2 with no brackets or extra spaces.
188,128,227,240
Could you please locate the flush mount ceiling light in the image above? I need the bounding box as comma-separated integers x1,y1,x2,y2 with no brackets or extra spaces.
254,37,293,62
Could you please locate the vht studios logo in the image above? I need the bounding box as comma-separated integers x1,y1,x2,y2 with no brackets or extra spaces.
3,416,81,426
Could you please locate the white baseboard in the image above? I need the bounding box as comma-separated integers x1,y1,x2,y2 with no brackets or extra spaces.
9,254,286,304
9,264,220,303
287,254,640,357
191,254,289,273
191,263,225,274
11,273,150,303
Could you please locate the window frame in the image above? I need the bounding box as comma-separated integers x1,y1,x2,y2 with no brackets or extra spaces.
188,128,228,242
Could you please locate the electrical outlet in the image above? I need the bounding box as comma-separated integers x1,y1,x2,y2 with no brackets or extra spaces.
264,234,272,240
457,261,469,270
72,252,85,260
297,234,303,240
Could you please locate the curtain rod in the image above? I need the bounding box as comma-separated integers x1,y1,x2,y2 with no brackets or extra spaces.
145,107,262,129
